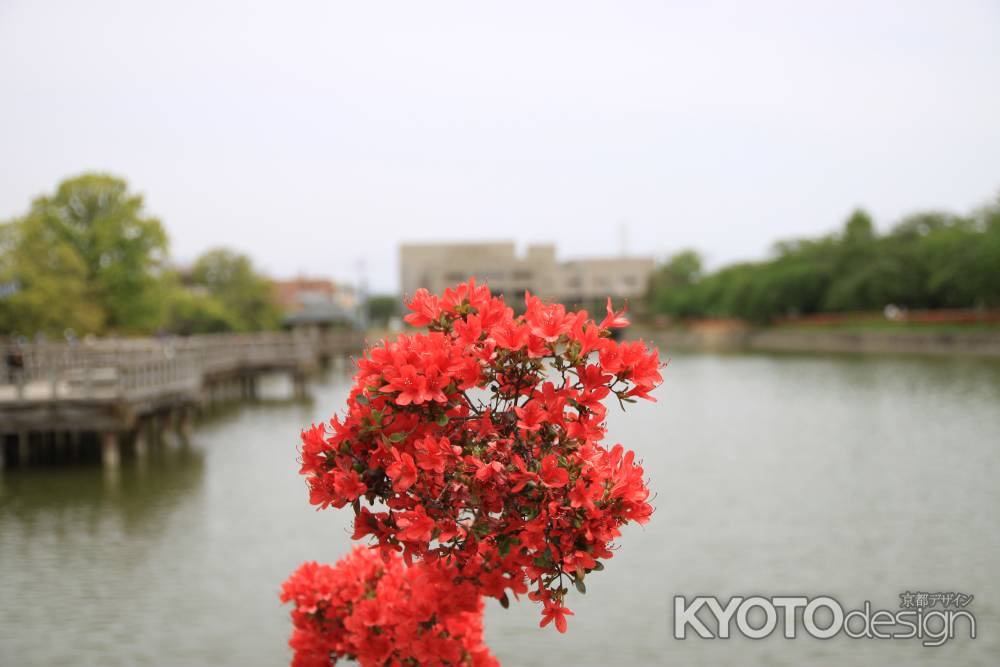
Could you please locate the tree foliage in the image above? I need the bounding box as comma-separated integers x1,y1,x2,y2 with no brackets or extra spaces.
27,174,168,331
186,249,283,332
1,173,285,336
0,214,104,336
365,293,399,326
162,279,241,335
646,194,1000,323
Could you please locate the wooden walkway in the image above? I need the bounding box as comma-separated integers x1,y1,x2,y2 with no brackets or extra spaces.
0,330,363,467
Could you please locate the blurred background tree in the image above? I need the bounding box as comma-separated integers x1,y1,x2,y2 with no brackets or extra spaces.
0,174,166,336
0,173,286,337
365,294,399,328
26,174,169,332
644,250,703,318
0,213,105,336
645,193,1000,323
185,248,283,332
162,275,241,335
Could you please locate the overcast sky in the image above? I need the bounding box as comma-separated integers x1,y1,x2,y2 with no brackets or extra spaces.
2,1,999,292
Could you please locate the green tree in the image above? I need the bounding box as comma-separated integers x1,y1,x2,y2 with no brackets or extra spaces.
11,173,169,332
162,283,240,334
188,249,282,331
644,250,703,317
366,294,399,327
918,212,1000,308
0,215,104,336
642,191,1000,322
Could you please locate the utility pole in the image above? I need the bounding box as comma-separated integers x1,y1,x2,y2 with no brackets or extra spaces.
356,258,369,330
619,220,629,256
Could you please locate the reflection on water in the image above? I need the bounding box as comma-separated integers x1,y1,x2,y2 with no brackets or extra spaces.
1,444,205,535
2,356,999,666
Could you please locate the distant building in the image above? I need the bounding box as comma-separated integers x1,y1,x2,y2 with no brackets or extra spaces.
399,242,654,308
273,277,359,329
556,256,656,306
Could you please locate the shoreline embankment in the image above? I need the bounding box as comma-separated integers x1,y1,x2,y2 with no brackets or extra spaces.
632,327,1000,358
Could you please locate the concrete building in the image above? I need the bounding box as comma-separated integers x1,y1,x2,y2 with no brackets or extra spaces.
399,242,654,308
556,256,657,305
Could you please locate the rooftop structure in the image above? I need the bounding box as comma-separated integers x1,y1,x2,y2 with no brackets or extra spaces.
272,277,359,328
399,242,654,309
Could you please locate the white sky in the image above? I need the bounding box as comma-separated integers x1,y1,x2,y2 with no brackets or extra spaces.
2,0,999,292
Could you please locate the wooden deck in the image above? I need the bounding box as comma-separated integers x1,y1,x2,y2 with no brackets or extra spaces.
0,330,363,467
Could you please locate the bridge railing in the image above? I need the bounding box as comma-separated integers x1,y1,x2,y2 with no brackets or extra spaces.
0,330,363,403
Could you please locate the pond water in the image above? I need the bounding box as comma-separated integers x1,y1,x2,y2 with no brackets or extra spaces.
2,352,999,666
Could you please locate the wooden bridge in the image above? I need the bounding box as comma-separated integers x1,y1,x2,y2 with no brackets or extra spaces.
0,330,363,469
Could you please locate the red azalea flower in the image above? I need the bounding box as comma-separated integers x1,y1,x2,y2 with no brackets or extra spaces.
489,320,529,350
404,288,442,327
568,476,598,511
599,297,629,329
333,470,367,502
386,451,418,492
509,454,539,493
539,602,575,633
538,454,569,488
281,547,499,666
525,293,573,342
514,401,546,433
397,506,436,543
381,364,431,406
293,278,663,634
415,436,454,474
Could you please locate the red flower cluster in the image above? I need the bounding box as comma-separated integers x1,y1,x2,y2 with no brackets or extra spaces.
298,279,662,632
281,546,497,667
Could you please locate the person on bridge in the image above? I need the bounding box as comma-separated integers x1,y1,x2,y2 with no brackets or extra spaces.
5,337,25,383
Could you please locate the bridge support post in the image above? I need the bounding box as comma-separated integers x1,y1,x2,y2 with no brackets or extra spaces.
68,431,81,462
133,423,148,461
156,412,177,448
292,371,307,399
18,431,29,467
145,415,158,447
240,375,257,400
101,431,120,469
176,407,193,444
